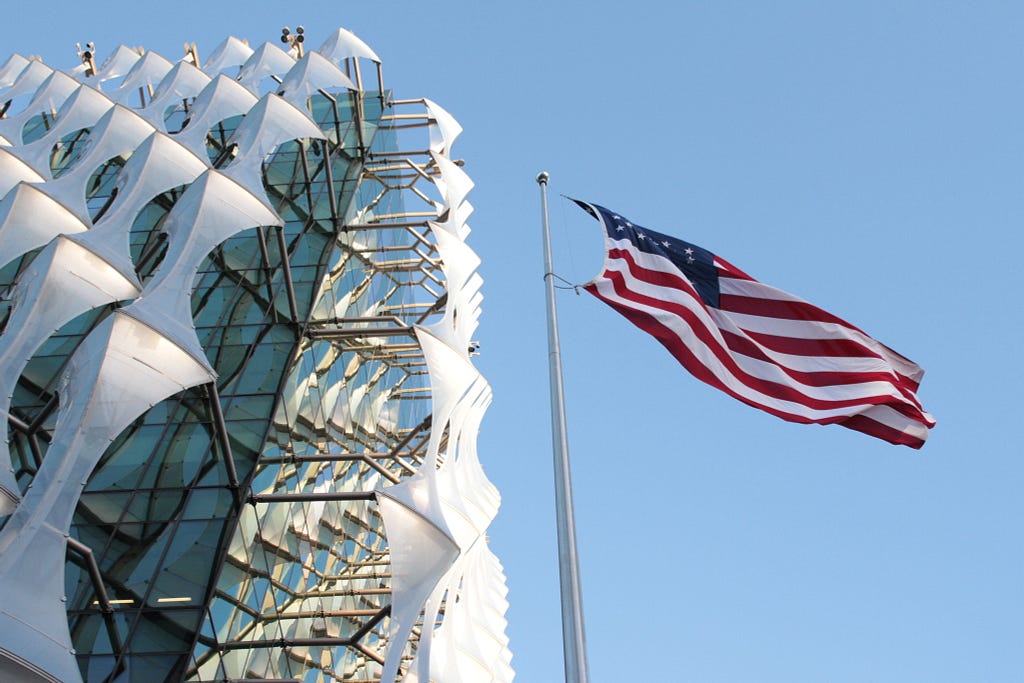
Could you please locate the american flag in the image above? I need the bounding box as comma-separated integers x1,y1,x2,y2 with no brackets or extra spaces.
574,200,935,449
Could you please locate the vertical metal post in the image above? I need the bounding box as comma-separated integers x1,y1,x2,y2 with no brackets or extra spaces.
537,171,590,683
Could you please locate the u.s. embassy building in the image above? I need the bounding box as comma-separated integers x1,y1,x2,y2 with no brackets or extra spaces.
0,26,512,683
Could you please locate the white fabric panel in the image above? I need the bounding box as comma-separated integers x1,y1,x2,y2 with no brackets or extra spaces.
0,54,30,89
424,99,463,155
0,525,81,683
318,28,381,64
31,104,155,222
0,60,53,107
79,131,206,273
0,149,44,198
13,84,114,178
445,380,499,528
141,61,211,131
455,200,475,238
426,542,514,683
0,71,79,146
421,223,481,354
202,36,255,75
416,326,481,469
377,459,452,544
439,382,498,544
376,493,459,683
110,50,173,105
0,310,213,683
131,169,279,363
92,45,141,84
236,42,296,94
431,153,473,229
0,310,215,540
0,236,140,513
460,274,485,345
172,74,257,159
277,51,357,109
219,93,324,206
404,558,453,683
0,183,87,270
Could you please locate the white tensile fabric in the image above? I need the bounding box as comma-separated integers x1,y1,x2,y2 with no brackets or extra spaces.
0,148,44,197
0,131,206,515
202,36,255,75
0,60,53,107
24,104,155,221
424,99,463,156
0,312,215,683
172,74,258,158
11,83,115,178
278,51,357,109
319,28,382,64
89,45,141,85
76,131,208,271
0,183,87,270
109,50,173,105
236,42,296,94
0,54,31,89
0,71,80,146
0,235,140,514
0,103,157,270
219,92,325,208
139,61,211,131
132,169,281,360
0,29,511,683
422,224,484,354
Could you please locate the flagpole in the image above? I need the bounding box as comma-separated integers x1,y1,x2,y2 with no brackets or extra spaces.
536,171,590,683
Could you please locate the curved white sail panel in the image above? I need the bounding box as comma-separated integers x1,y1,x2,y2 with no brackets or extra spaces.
110,50,173,105
278,51,357,109
90,45,141,85
12,84,114,178
115,169,279,374
0,60,53,108
0,54,31,89
0,237,141,512
172,74,258,158
0,148,43,199
0,71,79,146
0,183,87,269
319,28,382,64
24,104,155,222
424,99,463,156
202,36,255,75
236,42,296,94
0,310,214,683
219,93,325,206
141,61,212,131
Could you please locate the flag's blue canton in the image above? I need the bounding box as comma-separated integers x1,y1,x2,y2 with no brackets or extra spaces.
583,201,721,308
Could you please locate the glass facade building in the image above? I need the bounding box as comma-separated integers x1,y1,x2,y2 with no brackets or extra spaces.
0,28,511,683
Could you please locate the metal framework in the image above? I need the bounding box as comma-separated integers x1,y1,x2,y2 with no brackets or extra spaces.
0,28,511,683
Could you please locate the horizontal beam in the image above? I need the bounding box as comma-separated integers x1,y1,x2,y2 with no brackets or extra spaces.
306,326,414,340
249,492,376,504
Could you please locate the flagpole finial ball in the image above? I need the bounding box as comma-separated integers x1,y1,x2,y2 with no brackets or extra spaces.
536,171,550,184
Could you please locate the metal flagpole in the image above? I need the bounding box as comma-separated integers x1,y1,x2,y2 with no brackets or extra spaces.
536,171,590,683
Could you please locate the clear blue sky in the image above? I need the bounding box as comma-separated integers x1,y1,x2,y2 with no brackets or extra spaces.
11,2,1022,681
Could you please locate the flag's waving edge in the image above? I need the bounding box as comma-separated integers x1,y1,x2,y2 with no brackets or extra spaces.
571,198,935,449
